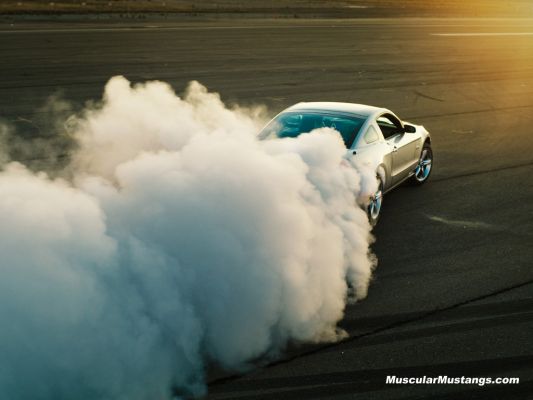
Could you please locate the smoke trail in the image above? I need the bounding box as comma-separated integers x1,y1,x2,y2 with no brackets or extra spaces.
0,77,377,399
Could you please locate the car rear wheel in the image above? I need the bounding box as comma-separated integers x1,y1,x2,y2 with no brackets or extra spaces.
412,142,433,185
367,176,383,227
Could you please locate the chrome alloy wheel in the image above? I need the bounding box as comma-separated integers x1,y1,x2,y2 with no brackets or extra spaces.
368,178,383,226
414,145,433,183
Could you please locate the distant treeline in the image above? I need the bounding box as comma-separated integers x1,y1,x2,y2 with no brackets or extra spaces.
1,0,532,17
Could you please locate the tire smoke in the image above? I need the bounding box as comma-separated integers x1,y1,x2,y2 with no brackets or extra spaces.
0,77,377,399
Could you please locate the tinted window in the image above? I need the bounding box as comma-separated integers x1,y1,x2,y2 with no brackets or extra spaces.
260,112,366,148
377,115,402,139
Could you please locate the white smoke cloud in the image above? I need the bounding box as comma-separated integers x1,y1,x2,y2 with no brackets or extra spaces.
0,77,377,399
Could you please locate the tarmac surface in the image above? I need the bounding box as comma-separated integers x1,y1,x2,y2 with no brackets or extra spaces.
1,17,533,399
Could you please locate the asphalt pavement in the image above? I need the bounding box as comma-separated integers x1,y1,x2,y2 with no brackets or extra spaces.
1,17,532,399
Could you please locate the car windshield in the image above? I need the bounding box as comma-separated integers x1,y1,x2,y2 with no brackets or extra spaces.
259,111,366,148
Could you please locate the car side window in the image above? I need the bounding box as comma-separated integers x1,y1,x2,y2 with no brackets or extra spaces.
364,125,379,144
377,115,402,139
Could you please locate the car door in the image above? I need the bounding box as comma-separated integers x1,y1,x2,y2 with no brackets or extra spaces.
376,114,419,185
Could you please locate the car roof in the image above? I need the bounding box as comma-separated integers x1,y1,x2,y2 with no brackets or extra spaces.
284,102,388,118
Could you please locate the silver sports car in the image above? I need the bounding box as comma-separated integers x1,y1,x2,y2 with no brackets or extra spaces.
259,102,433,225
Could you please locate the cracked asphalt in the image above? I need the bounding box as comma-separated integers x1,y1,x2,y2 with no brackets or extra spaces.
1,16,532,399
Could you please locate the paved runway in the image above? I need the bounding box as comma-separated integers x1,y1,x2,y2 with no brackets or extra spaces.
1,17,532,399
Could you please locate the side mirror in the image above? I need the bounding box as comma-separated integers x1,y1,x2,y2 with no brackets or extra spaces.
404,124,416,133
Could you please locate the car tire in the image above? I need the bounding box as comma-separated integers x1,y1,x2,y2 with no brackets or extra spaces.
411,141,433,185
367,176,383,227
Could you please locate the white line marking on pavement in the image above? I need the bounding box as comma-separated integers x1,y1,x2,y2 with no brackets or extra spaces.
426,215,494,230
